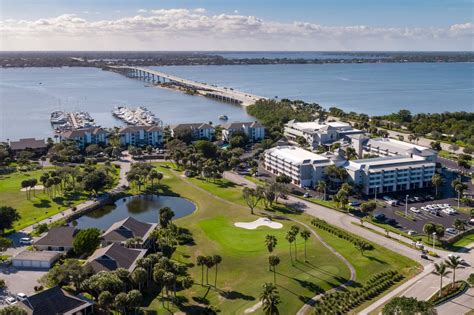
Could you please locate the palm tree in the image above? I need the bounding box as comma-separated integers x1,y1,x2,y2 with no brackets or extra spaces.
431,174,442,197
130,267,147,291
162,272,176,309
290,225,300,260
196,255,206,285
285,231,295,266
300,230,311,262
212,254,222,287
265,235,277,253
268,255,280,283
316,181,327,200
432,262,450,297
260,282,281,315
204,255,215,285
445,255,462,288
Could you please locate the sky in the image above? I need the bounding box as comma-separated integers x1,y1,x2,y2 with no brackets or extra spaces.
0,0,472,51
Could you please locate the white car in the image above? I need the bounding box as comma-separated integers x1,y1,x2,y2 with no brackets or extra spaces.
303,193,311,198
407,230,417,236
19,237,33,245
16,293,27,301
446,228,458,234
5,297,17,305
442,208,456,215
469,218,474,225
410,207,420,213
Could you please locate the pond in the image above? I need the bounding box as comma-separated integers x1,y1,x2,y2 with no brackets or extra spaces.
72,195,196,231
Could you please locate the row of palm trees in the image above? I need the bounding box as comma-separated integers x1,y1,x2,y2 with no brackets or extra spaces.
196,255,223,288
432,255,464,297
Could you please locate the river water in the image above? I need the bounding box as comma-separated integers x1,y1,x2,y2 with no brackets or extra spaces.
0,63,472,141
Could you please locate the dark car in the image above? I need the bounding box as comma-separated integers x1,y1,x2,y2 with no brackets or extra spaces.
373,213,386,221
421,254,429,260
386,218,398,226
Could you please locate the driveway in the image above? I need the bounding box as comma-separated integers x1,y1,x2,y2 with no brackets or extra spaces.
0,266,45,296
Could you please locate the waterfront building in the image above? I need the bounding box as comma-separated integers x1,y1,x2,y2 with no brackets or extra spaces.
9,138,47,156
119,125,163,147
100,216,157,249
59,127,109,148
221,121,265,142
85,243,147,273
345,155,436,195
350,136,437,161
284,120,363,150
170,123,215,140
263,145,333,188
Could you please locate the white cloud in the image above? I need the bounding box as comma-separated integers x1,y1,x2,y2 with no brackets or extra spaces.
0,9,472,50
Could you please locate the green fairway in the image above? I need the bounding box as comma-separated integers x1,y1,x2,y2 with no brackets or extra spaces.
0,165,119,231
144,164,352,314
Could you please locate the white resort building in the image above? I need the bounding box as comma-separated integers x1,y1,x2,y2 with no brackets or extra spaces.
284,120,363,149
263,146,333,187
221,121,265,142
119,125,163,147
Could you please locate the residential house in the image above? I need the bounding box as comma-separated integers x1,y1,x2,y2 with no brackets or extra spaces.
221,121,265,142
85,243,147,273
34,227,78,252
17,286,94,315
170,123,215,140
100,216,157,249
9,138,47,156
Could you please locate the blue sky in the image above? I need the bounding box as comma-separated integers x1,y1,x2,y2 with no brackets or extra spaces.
1,0,472,50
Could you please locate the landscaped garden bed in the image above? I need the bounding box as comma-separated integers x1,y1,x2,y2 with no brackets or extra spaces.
428,281,469,306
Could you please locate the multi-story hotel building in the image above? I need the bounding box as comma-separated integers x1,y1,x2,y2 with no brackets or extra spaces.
345,155,436,195
263,146,333,188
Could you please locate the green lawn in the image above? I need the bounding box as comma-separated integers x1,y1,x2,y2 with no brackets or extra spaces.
450,233,474,249
0,165,119,232
144,164,351,314
143,164,421,314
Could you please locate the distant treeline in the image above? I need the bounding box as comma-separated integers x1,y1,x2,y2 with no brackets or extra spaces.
1,51,473,68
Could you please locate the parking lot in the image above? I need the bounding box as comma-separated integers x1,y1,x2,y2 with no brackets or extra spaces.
0,265,45,306
372,196,472,238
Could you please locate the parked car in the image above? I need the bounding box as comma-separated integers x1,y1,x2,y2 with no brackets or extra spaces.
446,227,458,234
386,218,397,226
19,237,33,245
279,193,288,200
407,230,417,236
442,208,456,215
410,207,420,213
5,297,16,305
415,241,424,249
373,213,386,221
469,218,474,225
303,193,311,198
413,196,422,202
349,201,361,207
421,254,429,260
408,197,416,203
16,293,27,301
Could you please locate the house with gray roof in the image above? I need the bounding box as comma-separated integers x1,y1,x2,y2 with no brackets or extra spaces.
34,226,78,252
85,243,147,273
221,121,265,142
100,216,157,248
59,127,109,148
119,125,163,147
18,286,93,315
9,138,47,156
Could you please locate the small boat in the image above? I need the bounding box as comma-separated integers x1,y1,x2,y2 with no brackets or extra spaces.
219,115,229,121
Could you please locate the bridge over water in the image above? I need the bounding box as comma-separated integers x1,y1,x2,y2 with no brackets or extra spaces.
105,66,266,106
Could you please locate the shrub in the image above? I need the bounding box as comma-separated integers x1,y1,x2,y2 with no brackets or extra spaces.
311,218,374,250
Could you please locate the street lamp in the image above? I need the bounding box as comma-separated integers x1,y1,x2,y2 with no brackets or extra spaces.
405,194,409,217
432,232,437,252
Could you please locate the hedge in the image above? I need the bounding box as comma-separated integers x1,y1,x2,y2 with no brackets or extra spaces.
311,218,374,250
428,281,468,306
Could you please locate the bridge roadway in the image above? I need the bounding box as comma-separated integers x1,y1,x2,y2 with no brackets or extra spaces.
108,66,266,106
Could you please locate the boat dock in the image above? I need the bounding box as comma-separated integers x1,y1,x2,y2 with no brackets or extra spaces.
112,106,160,126
105,66,267,106
50,111,98,132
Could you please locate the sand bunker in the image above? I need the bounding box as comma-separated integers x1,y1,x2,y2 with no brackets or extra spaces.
20,185,44,192
234,218,283,230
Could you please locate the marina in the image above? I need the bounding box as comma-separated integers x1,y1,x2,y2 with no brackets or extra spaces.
50,110,98,132
112,106,161,126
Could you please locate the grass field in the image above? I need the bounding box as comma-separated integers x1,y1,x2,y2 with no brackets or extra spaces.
0,165,119,231
142,163,420,314
144,164,351,314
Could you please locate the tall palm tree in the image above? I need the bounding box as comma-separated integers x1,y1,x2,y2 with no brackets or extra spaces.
445,256,462,288
268,255,280,283
432,262,450,297
431,174,442,197
130,267,147,291
212,254,222,287
300,230,311,262
285,231,295,266
265,235,278,254
196,255,206,285
204,255,215,285
260,282,281,315
316,181,327,200
290,225,300,260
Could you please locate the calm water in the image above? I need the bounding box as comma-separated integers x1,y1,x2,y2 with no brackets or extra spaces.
73,195,196,231
1,63,472,141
